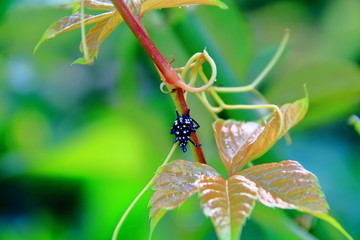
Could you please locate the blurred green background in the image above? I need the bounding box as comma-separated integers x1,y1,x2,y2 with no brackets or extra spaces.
0,0,359,239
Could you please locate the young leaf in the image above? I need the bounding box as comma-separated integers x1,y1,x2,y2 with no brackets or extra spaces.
149,160,219,233
83,0,115,11
34,11,114,53
139,0,228,17
240,160,353,240
64,0,115,12
74,11,123,64
213,95,309,175
240,160,328,214
197,175,258,240
212,120,264,175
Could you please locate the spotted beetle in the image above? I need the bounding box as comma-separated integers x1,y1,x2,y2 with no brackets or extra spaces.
170,109,201,152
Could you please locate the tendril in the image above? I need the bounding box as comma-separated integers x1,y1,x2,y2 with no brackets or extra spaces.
111,143,178,240
158,30,291,138
160,82,175,94
175,49,217,93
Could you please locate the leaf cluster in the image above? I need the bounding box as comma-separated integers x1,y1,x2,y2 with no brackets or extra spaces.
34,0,227,64
149,96,352,240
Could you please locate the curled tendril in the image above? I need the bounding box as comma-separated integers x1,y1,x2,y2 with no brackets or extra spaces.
175,49,217,93
158,30,291,140
158,49,217,94
160,82,175,94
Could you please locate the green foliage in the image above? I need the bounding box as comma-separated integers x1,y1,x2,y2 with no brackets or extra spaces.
34,0,227,64
1,0,359,240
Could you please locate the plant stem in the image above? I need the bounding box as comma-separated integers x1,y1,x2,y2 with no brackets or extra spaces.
111,0,178,86
80,0,89,62
110,0,206,164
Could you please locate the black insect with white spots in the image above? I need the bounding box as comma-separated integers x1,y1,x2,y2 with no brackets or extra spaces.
170,109,201,152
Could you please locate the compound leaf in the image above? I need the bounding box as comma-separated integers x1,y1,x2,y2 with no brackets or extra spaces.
197,175,258,240
213,95,308,174
149,160,219,234
34,11,113,53
36,0,228,64
139,0,228,17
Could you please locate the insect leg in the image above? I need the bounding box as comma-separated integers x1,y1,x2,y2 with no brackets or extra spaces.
190,118,200,130
181,146,187,152
188,138,201,147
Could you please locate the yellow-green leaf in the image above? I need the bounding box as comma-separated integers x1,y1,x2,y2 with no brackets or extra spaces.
149,160,219,234
63,0,115,12
197,175,258,240
75,11,122,64
240,160,353,240
139,0,228,17
213,95,309,174
34,11,113,53
314,213,353,240
83,0,115,11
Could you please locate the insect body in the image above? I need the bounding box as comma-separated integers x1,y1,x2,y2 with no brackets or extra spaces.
170,110,201,152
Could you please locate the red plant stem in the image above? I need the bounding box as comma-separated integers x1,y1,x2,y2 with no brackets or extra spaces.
111,0,206,164
112,0,177,86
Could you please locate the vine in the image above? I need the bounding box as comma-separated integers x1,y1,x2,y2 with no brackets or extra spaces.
160,29,290,138
34,1,353,240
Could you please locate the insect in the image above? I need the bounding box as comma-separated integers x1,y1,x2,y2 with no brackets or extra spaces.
170,109,201,152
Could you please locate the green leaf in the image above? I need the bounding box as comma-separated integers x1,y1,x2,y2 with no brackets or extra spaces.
75,11,122,64
34,11,113,53
240,160,353,240
213,95,309,174
314,213,354,240
139,0,228,17
149,160,219,234
197,175,258,240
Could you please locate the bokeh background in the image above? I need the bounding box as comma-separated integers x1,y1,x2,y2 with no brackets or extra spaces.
1,0,359,239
